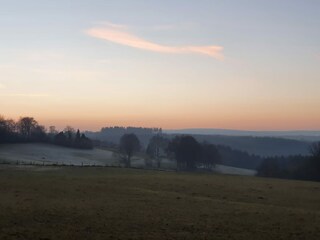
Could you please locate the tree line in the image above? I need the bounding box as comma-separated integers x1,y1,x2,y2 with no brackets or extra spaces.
86,126,163,148
53,127,93,149
119,134,220,171
257,142,320,181
0,116,47,143
119,133,320,180
0,116,92,149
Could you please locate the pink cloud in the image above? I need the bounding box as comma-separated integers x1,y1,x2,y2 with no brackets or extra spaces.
86,23,224,60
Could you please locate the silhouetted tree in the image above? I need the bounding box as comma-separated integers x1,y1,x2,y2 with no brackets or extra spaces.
307,142,320,181
74,129,81,147
48,126,57,135
119,133,140,167
200,143,220,169
64,126,75,145
31,125,47,142
168,135,202,171
0,116,16,143
79,133,93,149
54,132,68,146
76,129,81,139
146,135,169,168
2,118,17,134
17,117,38,140
310,142,320,158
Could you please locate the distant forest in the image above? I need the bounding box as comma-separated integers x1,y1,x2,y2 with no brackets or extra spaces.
85,126,162,147
257,147,320,182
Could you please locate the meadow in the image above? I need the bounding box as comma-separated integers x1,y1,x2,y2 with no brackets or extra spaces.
0,143,256,176
0,166,319,240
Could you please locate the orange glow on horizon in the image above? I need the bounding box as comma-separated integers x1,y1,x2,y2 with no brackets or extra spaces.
3,96,320,132
32,114,320,132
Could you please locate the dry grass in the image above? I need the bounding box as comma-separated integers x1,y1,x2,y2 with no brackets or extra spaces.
0,166,320,240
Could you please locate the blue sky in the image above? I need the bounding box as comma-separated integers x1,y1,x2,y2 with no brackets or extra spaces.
0,0,319,130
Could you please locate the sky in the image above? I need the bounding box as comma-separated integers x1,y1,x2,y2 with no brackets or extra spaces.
0,0,320,131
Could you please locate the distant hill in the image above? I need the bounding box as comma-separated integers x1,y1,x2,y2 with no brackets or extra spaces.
85,127,313,158
164,129,317,156
86,126,161,147
177,134,311,157
165,128,320,142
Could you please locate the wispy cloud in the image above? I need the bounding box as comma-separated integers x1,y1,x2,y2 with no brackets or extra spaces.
86,23,224,60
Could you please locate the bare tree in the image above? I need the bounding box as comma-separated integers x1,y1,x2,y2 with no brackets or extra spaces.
64,126,75,140
146,135,169,168
168,135,202,171
17,117,38,139
49,126,58,135
310,142,320,158
119,134,140,167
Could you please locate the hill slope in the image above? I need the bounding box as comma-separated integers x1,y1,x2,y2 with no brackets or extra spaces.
0,143,117,166
0,143,258,176
189,135,311,157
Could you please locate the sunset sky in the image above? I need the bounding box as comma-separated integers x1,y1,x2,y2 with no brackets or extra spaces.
1,0,320,131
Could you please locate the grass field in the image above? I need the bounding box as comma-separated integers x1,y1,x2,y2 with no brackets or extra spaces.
0,143,117,166
0,144,257,176
0,166,319,240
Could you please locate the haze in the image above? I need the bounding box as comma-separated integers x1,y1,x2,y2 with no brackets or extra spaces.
1,0,320,131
